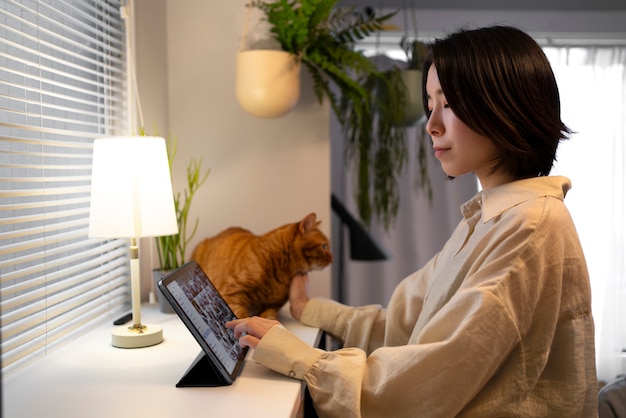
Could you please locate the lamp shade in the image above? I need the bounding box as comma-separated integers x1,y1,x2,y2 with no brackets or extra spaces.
88,136,178,238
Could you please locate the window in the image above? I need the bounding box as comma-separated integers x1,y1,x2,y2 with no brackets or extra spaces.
546,45,626,382
1,0,129,373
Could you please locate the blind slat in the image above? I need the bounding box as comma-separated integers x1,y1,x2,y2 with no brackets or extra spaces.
0,106,116,134
0,31,125,78
0,238,126,274
0,229,88,256
0,196,91,212
1,164,92,171
0,185,91,199
2,264,129,336
0,218,89,242
1,89,125,124
1,241,127,288
2,289,128,372
1,0,125,53
0,65,126,114
1,207,89,226
0,121,126,139
0,176,92,184
0,148,92,159
0,46,125,94
0,135,96,148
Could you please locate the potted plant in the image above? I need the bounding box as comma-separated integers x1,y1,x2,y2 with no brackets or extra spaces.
398,36,428,126
152,135,210,312
245,0,418,228
241,0,394,118
399,36,432,203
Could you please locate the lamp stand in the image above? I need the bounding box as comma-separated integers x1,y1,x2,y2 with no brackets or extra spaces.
111,238,163,348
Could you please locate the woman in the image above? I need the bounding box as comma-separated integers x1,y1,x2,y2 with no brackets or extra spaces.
227,25,597,417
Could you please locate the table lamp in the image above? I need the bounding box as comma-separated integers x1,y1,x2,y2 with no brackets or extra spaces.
89,136,178,348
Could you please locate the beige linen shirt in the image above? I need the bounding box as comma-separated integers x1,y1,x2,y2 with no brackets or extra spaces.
253,176,597,417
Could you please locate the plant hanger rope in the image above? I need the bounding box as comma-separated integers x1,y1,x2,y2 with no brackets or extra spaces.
236,0,303,118
120,0,145,132
403,0,419,41
240,0,254,52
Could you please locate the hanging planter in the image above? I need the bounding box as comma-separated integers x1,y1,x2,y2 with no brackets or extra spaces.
394,37,427,127
396,68,424,126
236,49,301,118
247,0,411,228
236,1,302,118
395,3,427,127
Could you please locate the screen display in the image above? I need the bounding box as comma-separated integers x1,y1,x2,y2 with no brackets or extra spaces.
164,263,244,374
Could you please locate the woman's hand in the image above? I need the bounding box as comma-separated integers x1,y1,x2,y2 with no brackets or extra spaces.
289,272,310,321
226,316,280,349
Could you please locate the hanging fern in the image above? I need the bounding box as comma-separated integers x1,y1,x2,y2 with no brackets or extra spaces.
339,67,409,229
250,0,429,229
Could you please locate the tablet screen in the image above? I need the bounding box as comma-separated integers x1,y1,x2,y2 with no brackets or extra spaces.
159,262,247,382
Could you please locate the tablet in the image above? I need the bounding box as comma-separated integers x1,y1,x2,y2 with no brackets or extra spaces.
158,261,248,387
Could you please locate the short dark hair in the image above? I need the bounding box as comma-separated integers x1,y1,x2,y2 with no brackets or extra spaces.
422,25,570,178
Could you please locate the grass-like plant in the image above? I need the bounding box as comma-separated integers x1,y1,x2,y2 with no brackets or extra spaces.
155,136,210,271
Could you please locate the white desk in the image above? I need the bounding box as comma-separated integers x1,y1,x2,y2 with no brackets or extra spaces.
3,305,320,418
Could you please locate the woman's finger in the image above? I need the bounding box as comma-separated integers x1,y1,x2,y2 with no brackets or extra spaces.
238,333,260,349
226,316,279,340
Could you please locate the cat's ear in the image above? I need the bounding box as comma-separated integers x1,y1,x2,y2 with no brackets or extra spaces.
299,213,317,234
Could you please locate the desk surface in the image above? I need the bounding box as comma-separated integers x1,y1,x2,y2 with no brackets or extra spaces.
3,304,319,418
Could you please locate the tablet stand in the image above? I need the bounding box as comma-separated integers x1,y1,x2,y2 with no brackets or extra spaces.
176,351,232,387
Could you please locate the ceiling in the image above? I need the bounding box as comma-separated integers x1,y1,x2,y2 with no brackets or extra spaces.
337,0,626,44
338,0,626,11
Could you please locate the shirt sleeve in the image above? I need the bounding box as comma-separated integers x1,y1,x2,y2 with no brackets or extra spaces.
252,288,521,418
299,255,438,353
299,298,387,353
252,325,368,417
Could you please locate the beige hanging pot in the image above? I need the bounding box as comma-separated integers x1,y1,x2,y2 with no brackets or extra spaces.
397,68,424,126
235,2,301,118
396,6,426,126
236,50,301,118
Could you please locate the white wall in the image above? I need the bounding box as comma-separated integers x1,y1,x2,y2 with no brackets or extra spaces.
135,0,331,300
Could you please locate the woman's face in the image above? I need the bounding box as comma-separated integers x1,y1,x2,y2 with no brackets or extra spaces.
425,64,511,190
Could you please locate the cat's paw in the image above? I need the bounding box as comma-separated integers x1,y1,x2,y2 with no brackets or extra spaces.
259,308,279,320
231,306,250,319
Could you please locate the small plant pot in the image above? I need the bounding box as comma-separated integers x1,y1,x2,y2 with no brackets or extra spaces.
152,269,175,314
236,50,301,118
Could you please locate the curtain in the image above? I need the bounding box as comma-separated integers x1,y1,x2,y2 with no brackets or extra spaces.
546,46,626,382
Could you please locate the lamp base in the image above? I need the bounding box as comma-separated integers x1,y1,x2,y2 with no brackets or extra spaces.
111,323,163,348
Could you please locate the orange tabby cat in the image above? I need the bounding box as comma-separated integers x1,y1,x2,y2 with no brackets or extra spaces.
191,213,333,319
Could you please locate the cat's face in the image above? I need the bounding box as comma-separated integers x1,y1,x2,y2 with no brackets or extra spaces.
297,228,333,271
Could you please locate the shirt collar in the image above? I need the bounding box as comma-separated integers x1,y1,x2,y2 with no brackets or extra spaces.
461,176,572,223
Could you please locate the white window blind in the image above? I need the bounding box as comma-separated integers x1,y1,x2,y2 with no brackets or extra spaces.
0,0,130,373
